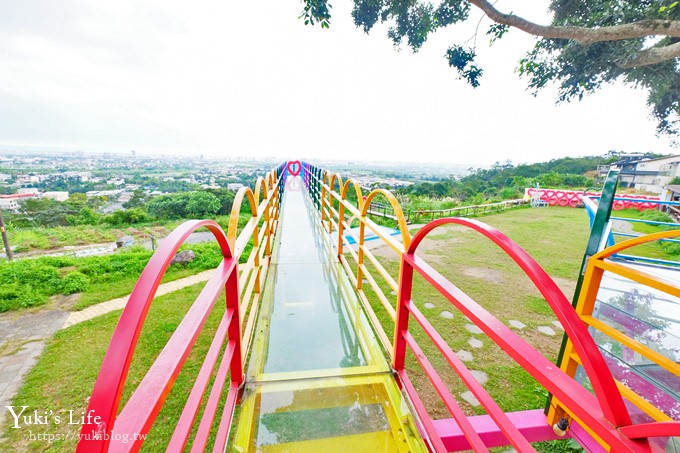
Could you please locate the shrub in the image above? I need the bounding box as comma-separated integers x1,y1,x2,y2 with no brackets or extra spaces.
0,284,48,312
103,208,152,226
641,210,673,223
61,272,90,294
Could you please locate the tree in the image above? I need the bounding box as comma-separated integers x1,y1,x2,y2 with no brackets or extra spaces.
146,192,221,220
123,189,148,209
186,192,221,218
302,0,680,137
206,188,236,215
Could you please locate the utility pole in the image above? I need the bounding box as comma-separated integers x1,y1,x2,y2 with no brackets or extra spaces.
0,209,13,261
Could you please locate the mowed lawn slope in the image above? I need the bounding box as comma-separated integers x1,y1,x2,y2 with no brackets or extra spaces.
2,206,626,452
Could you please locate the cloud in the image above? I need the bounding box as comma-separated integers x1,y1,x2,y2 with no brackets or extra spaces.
0,0,674,164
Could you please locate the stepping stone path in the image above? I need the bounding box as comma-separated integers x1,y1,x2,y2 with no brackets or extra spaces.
424,302,435,309
552,320,563,330
440,310,454,319
456,350,473,362
468,338,484,349
464,324,484,335
508,319,526,330
470,370,488,385
537,326,557,336
460,391,481,407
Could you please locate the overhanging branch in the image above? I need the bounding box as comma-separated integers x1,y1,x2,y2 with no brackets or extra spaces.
617,41,680,68
469,0,680,45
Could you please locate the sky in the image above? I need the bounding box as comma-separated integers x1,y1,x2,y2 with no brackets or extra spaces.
0,0,676,165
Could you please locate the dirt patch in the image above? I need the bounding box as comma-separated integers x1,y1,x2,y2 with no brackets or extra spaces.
462,267,506,284
47,293,82,312
369,244,400,261
612,219,634,234
550,277,577,298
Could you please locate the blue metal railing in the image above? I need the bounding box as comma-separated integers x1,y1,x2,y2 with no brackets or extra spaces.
583,195,680,267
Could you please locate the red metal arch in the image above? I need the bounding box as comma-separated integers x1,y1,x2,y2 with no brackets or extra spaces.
396,217,647,451
77,219,241,452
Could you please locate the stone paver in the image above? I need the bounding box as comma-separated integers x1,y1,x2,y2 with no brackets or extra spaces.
470,370,488,385
464,323,484,335
508,319,526,330
424,302,435,309
460,391,480,407
61,270,212,328
455,350,473,362
552,320,563,330
439,310,454,319
537,326,557,336
468,338,484,349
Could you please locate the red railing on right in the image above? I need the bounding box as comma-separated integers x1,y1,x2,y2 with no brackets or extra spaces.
392,217,668,452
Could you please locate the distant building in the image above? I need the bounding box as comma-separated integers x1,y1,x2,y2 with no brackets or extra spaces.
0,193,36,212
43,191,69,202
86,189,124,198
227,183,245,191
660,184,680,220
107,178,125,186
17,188,40,195
612,154,680,193
118,192,133,203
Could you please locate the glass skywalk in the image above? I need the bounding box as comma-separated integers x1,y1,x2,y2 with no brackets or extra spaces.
231,177,426,452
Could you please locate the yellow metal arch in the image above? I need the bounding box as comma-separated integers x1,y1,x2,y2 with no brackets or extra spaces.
360,189,411,249
227,187,258,250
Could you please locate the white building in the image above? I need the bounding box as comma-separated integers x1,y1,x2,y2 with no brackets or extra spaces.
616,155,680,194
17,187,40,195
43,191,69,202
0,194,36,212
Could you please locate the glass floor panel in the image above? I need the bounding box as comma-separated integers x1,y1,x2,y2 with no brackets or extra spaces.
247,180,389,379
232,375,426,453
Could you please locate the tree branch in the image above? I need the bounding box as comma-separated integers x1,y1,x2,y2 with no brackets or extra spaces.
617,41,680,68
469,0,680,45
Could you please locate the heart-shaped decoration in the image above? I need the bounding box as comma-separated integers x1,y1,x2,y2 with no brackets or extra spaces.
287,160,301,176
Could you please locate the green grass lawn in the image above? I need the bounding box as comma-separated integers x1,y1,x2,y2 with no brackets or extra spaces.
1,283,228,452
8,224,174,254
4,206,668,452
5,214,245,254
612,208,680,260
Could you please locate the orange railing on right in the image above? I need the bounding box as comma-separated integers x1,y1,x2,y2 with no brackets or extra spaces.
551,229,680,447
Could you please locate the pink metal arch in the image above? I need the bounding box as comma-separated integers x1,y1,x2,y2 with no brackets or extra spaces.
77,219,242,452
394,217,649,452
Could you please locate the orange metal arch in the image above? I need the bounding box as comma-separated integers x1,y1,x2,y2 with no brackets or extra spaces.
341,178,364,210
592,229,680,260
254,176,269,206
267,171,275,190
361,188,411,249
328,172,344,194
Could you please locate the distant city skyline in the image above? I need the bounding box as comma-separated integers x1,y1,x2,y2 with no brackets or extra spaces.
0,1,676,165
